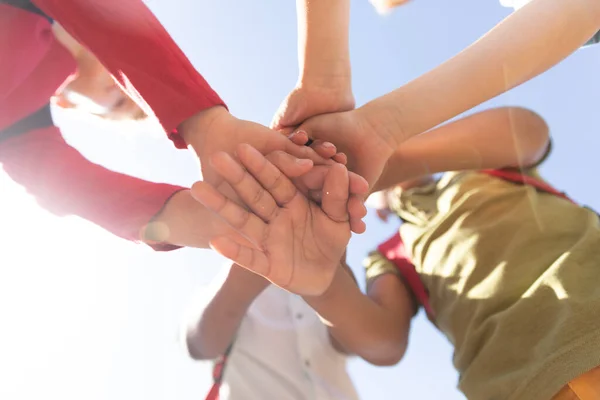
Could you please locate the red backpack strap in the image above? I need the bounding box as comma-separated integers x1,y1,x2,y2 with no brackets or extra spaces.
377,232,435,320
205,343,234,400
480,169,575,204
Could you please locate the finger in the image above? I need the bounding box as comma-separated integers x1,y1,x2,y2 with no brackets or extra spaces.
190,181,267,246
333,152,348,165
289,131,337,159
297,167,369,196
264,151,314,178
321,163,350,223
210,236,270,277
236,144,301,206
277,126,296,137
209,152,279,222
285,131,334,165
284,140,331,165
348,171,369,196
310,140,337,159
348,195,368,234
350,218,367,234
288,130,310,146
348,195,368,220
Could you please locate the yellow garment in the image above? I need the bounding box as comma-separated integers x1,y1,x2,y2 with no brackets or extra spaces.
379,168,600,400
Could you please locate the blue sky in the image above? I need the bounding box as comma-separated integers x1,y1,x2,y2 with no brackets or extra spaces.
1,1,599,399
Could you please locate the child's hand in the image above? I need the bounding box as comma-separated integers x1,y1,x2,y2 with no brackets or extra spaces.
191,144,361,296
295,109,398,190
271,85,355,136
180,107,369,216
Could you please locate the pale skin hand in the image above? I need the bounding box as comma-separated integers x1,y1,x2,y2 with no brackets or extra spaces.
295,107,398,190
271,0,354,139
143,113,370,247
300,0,600,190
180,106,369,201
191,144,365,296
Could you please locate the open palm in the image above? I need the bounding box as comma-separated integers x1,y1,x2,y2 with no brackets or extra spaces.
192,144,361,296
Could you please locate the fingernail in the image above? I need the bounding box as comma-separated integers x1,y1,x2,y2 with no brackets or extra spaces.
322,142,335,149
296,159,311,166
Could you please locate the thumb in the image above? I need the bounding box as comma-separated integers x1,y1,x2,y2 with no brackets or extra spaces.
270,99,299,130
271,92,309,130
295,114,335,143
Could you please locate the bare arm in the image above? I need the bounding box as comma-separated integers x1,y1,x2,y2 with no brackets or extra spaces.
184,264,269,360
305,264,414,366
373,107,550,191
296,0,351,89
326,256,357,354
361,0,600,148
270,0,354,133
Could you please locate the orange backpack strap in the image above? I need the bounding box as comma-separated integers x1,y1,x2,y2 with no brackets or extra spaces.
205,343,234,400
377,232,435,320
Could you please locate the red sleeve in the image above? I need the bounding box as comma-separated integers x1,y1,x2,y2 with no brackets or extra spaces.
33,0,227,149
0,127,184,251
0,6,75,130
377,232,435,320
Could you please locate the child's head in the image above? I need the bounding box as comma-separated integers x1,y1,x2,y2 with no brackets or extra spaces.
54,55,147,120
366,189,394,222
367,176,435,222
52,23,146,121
369,0,411,14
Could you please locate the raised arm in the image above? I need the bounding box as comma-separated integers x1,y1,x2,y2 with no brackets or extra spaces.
0,126,255,250
33,0,225,146
362,0,600,146
300,0,598,188
184,264,268,360
374,107,550,191
271,0,353,133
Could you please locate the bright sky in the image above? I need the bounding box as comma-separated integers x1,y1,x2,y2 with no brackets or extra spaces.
1,1,600,400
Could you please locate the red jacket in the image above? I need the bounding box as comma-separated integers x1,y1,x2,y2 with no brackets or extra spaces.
0,1,226,248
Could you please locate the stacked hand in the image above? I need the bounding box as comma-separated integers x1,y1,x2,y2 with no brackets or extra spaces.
192,144,363,296
296,108,399,191
270,81,399,192
181,106,368,209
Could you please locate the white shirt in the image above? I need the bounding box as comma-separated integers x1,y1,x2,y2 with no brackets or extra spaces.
186,285,360,400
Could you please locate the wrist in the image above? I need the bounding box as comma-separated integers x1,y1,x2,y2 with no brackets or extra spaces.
304,265,347,307
298,64,352,93
227,264,270,299
179,105,232,150
358,98,406,150
142,189,229,249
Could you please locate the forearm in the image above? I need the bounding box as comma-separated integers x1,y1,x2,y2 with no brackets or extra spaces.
361,0,600,147
0,127,187,248
305,266,410,366
185,264,268,360
144,189,249,249
373,107,550,191
34,0,225,146
296,0,351,89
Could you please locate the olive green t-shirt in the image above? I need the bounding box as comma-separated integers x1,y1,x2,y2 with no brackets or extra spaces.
372,169,600,400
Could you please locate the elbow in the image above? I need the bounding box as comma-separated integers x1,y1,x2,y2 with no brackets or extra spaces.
364,351,405,367
185,327,222,361
504,107,550,166
359,336,408,367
